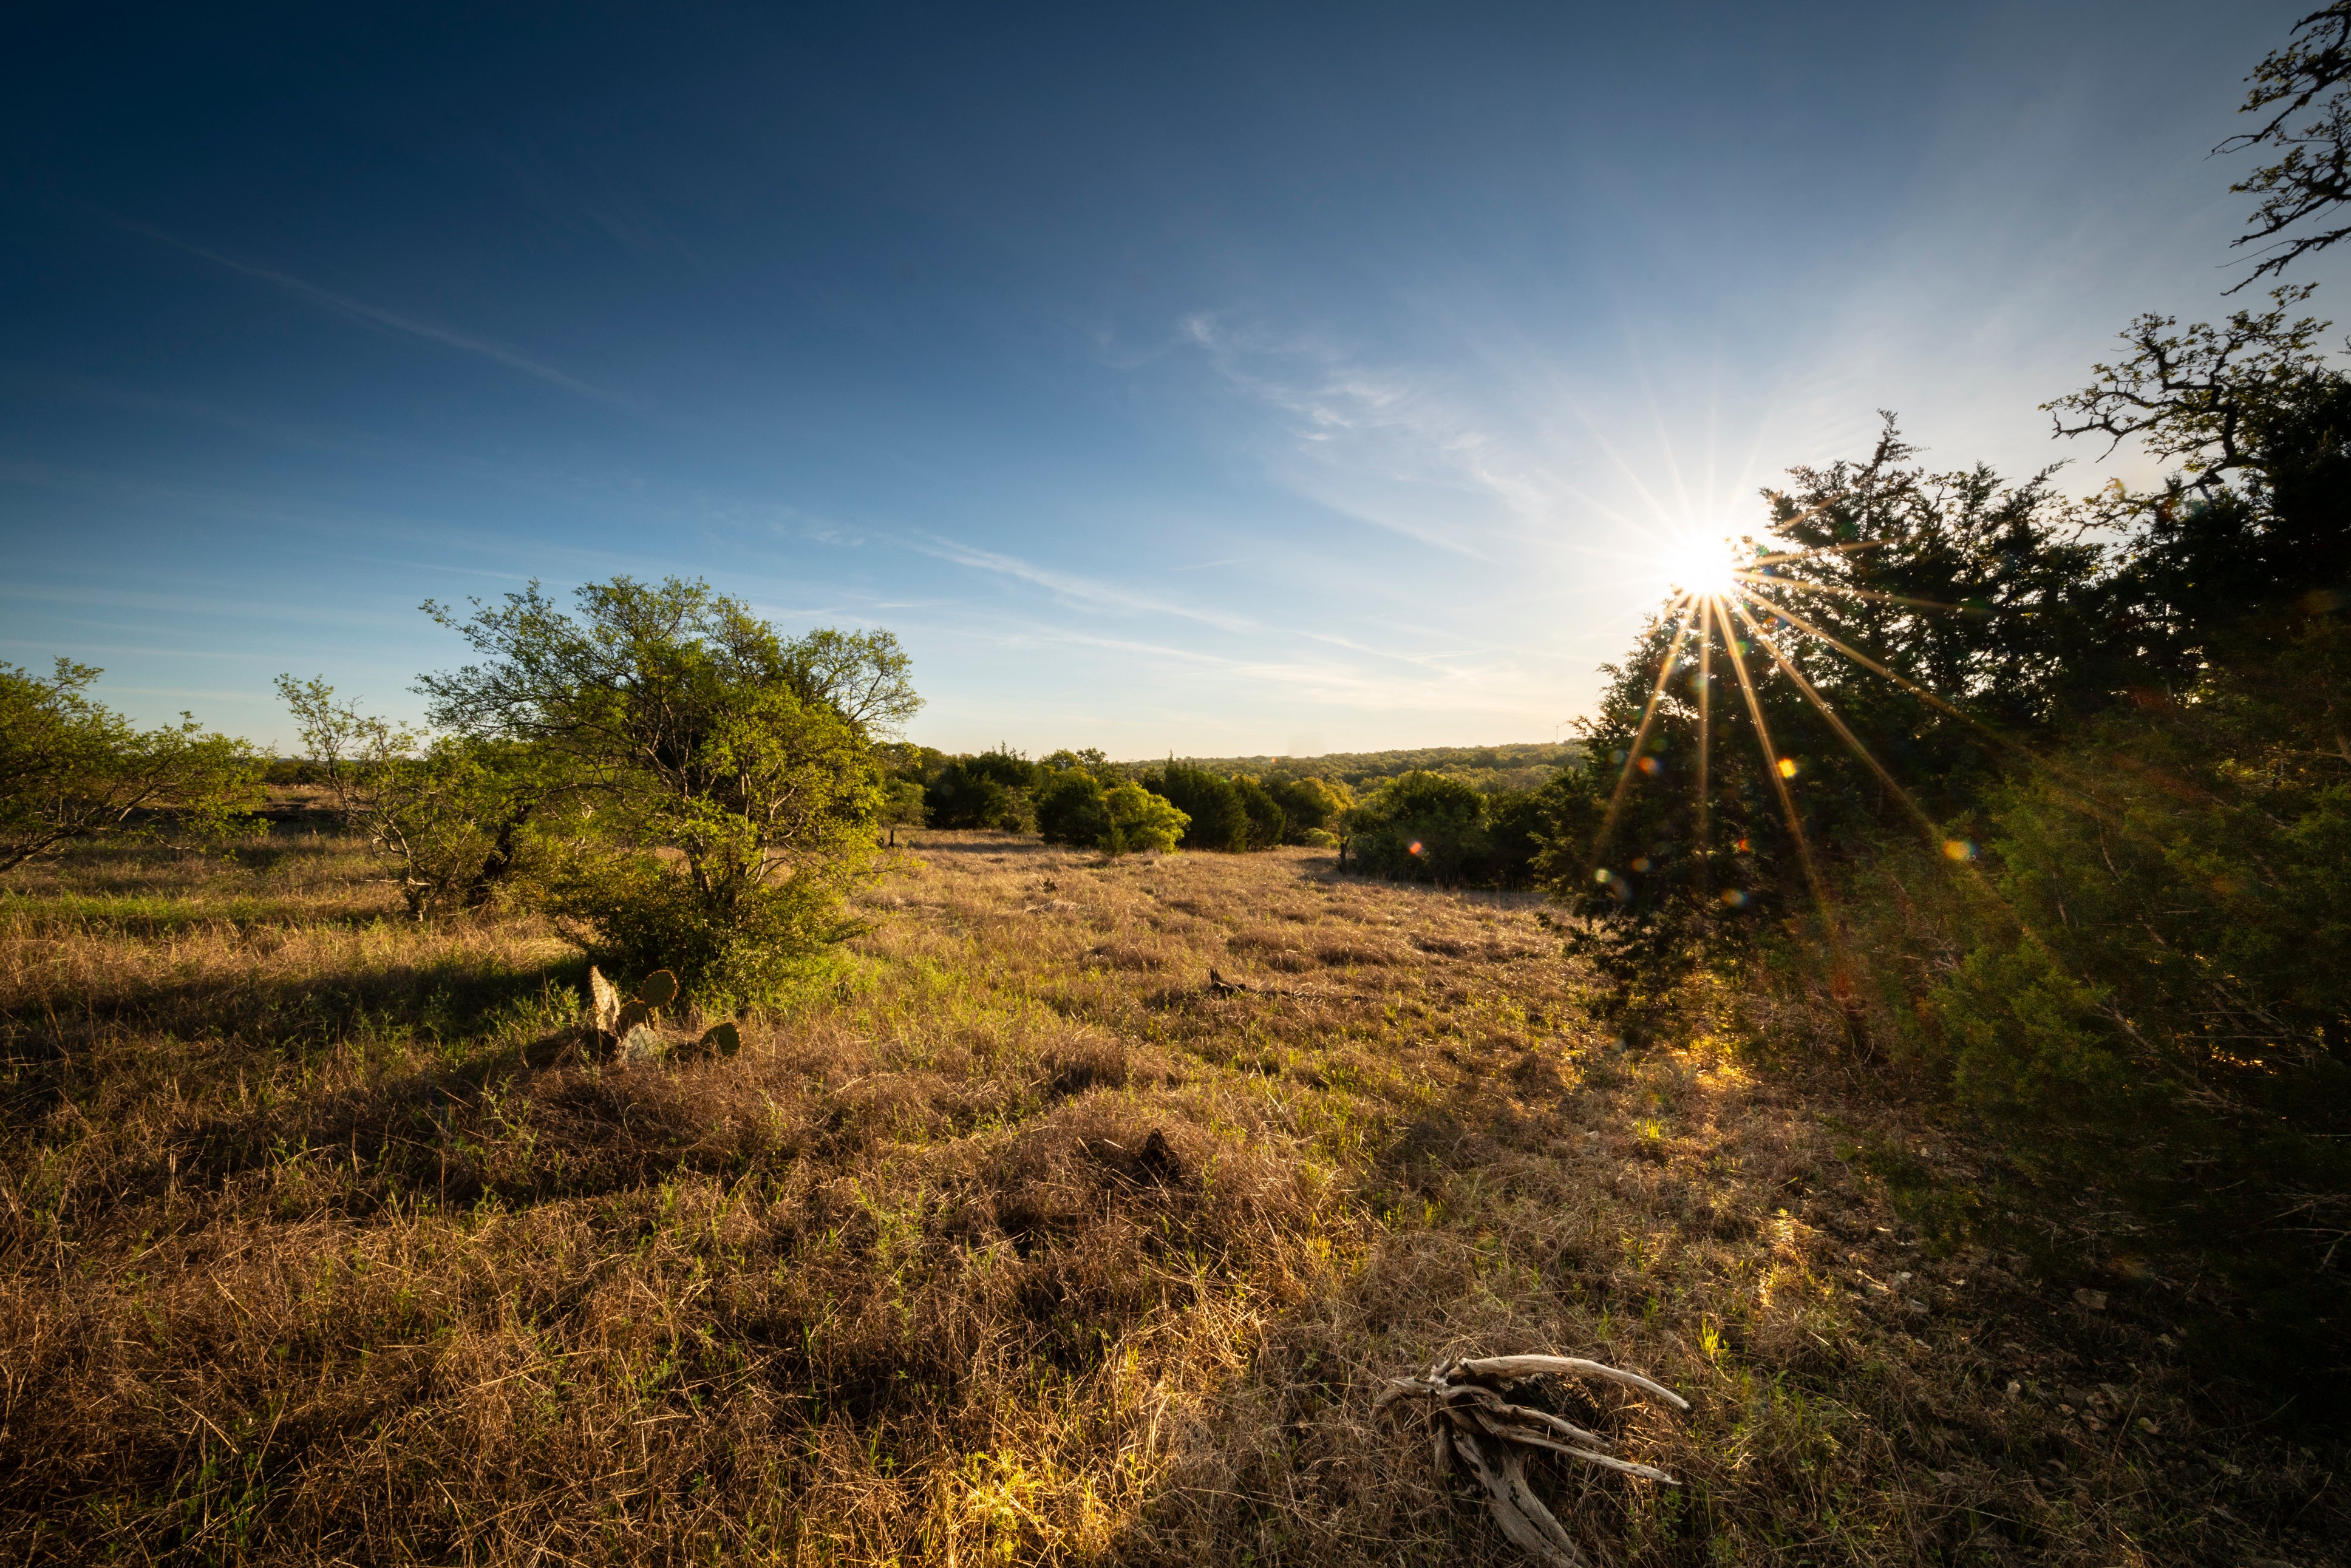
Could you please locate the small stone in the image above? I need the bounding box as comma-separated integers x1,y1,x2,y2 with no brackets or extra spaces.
2137,1417,2160,1436
2073,1288,2108,1311
2006,1380,2022,1398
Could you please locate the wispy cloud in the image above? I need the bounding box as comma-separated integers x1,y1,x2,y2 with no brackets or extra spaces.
113,218,628,407
1174,308,1825,601
907,534,1257,633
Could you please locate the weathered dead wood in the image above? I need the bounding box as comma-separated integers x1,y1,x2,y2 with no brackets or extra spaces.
1379,1352,1686,1566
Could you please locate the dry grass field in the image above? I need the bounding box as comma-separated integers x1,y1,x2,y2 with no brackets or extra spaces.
1,826,2342,1565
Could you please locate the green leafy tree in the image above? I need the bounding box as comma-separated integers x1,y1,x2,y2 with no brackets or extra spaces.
1549,419,2119,952
782,628,924,737
277,674,564,918
418,577,891,1003
879,778,927,838
878,741,948,786
1041,747,1113,776
2049,287,2351,673
0,659,258,877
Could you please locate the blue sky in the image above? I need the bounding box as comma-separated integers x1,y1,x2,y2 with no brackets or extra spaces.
2,1,2333,756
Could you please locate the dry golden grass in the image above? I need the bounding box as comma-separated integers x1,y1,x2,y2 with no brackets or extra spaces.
1,827,2342,1564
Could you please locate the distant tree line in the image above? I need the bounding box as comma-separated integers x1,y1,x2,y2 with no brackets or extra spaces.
1177,741,1577,795
877,745,1350,855
873,740,1626,889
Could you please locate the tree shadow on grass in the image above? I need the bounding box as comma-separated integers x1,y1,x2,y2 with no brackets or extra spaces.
0,949,591,1133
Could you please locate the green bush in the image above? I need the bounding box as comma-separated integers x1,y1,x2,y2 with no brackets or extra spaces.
1035,770,1111,845
279,675,566,919
1262,775,1348,840
1231,776,1286,849
925,748,1040,830
545,839,863,1005
1033,771,1188,855
1,660,260,876
880,778,926,830
1342,770,1557,885
1927,655,2351,1390
1102,781,1188,855
1149,764,1249,851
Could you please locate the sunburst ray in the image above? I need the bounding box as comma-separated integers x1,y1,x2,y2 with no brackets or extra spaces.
1715,594,1832,922
1730,571,1975,617
1589,594,1698,872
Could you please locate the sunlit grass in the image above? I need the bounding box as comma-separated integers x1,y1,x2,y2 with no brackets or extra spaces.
0,828,2308,1564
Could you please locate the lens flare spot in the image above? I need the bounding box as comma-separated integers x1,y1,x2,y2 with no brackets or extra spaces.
1594,867,1612,883
1636,755,1661,775
1735,837,1751,852
1942,838,1976,861
1407,840,1423,856
1630,856,1652,872
1777,757,1798,778
1720,889,1748,907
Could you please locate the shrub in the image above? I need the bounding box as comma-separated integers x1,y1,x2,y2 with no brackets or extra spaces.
1150,764,1249,852
925,748,1041,831
278,675,565,919
1263,775,1349,841
879,778,926,830
1035,770,1111,846
1231,776,1286,849
1102,781,1188,855
1344,771,1492,882
545,838,865,1005
1,659,259,876
1926,660,2351,1393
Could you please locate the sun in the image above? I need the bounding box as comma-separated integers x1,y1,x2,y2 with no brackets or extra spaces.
1662,534,1740,597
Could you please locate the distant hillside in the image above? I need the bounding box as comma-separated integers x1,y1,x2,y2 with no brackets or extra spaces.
1160,741,1580,794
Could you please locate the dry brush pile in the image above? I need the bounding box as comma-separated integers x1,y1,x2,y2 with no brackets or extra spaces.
0,829,2341,1564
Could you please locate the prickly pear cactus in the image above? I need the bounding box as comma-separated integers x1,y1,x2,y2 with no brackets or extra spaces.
582,968,737,1067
